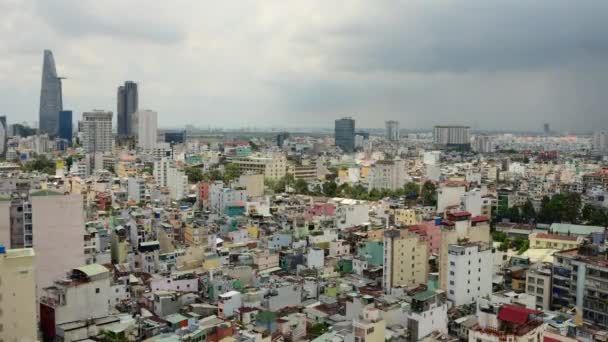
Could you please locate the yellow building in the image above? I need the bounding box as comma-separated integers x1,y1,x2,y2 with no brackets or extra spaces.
383,229,429,289
0,247,37,342
393,208,419,226
184,225,206,246
353,308,386,342
360,165,371,179
366,229,385,241
203,252,221,271
529,233,581,250
246,225,259,239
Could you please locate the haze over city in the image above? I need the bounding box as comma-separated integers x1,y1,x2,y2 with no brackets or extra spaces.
5,2,608,341
2,1,608,131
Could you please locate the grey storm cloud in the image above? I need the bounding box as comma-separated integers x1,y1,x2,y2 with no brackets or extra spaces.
318,1,608,73
1,0,608,131
34,1,185,44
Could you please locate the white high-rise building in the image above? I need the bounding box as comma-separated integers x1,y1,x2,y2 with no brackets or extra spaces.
167,165,188,200
433,126,470,148
593,130,608,152
154,158,188,200
127,177,146,202
447,242,493,306
154,158,170,187
368,159,410,191
82,110,113,153
137,109,158,150
472,135,495,153
385,120,399,141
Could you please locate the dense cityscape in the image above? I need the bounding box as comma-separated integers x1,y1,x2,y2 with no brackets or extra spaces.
2,8,608,342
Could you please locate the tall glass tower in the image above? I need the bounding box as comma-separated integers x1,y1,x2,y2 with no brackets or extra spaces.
38,50,63,135
335,117,355,153
117,81,138,137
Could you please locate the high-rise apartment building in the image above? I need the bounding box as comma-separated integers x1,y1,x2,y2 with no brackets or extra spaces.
472,135,495,153
368,159,409,191
39,50,63,135
137,109,158,150
335,117,355,153
593,130,608,152
385,120,399,141
58,110,73,144
383,229,429,292
117,81,138,137
9,186,33,248
433,126,471,149
552,244,608,327
446,242,493,306
82,110,113,153
438,213,491,290
0,247,37,341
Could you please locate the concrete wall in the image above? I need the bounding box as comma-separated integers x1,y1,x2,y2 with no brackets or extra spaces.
32,194,86,298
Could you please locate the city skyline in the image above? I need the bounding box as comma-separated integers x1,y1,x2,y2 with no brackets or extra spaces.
2,1,608,132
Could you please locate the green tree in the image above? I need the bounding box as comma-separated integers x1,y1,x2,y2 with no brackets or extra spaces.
223,163,241,182
294,178,309,194
508,206,521,223
185,167,204,183
403,182,420,199
309,323,330,338
22,155,55,174
491,231,508,243
322,180,338,197
420,181,437,206
520,200,536,223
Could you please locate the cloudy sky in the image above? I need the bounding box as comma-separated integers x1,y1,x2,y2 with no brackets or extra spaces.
1,0,608,131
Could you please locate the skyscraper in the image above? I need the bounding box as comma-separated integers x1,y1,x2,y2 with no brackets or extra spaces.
137,109,158,150
117,81,138,137
58,110,73,144
82,110,113,153
335,117,355,153
0,116,7,158
385,120,399,141
39,50,63,135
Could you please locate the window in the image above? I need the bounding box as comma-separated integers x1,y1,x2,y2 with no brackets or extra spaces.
450,271,455,276
450,261,455,266
96,288,100,294
449,290,454,294
450,281,454,285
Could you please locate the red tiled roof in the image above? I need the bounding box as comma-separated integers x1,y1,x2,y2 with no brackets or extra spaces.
534,233,578,241
471,216,490,223
544,337,561,342
448,211,472,218
497,305,540,325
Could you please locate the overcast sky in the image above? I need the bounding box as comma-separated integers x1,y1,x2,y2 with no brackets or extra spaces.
1,0,608,131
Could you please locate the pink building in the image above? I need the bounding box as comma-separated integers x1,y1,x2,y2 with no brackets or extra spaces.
408,221,442,255
308,202,336,217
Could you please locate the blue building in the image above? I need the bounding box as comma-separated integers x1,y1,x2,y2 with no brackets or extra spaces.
164,130,186,145
58,110,72,144
335,117,355,152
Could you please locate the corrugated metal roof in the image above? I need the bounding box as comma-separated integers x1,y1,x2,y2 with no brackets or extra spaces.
75,264,108,277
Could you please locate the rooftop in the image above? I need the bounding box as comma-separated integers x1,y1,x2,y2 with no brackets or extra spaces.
75,264,109,278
